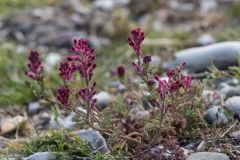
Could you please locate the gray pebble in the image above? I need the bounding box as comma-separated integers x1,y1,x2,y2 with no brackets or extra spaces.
186,152,229,160
93,0,115,11
184,142,200,150
89,36,111,50
204,106,228,124
150,55,161,68
108,80,122,87
23,152,55,160
150,145,170,159
197,34,215,46
16,45,26,54
61,112,77,129
118,84,126,92
43,52,62,73
229,130,240,138
72,155,93,160
170,0,194,12
202,90,222,108
164,41,240,73
76,129,108,153
225,96,240,115
0,140,5,152
93,91,110,110
28,102,40,114
49,116,62,130
219,83,240,97
200,0,218,13
31,7,55,19
223,78,239,86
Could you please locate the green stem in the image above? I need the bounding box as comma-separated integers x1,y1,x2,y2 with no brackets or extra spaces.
150,100,165,145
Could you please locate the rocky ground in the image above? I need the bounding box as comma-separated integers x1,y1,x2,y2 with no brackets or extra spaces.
1,0,240,159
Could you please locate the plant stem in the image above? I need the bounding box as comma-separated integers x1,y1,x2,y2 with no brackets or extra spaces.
73,107,110,133
118,135,141,144
150,100,165,145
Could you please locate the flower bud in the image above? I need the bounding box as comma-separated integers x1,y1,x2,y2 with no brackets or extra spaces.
143,54,151,63
117,65,125,78
147,79,155,86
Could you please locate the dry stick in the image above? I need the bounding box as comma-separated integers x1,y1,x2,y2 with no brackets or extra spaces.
221,120,238,138
196,140,206,151
0,136,9,141
118,135,141,144
197,108,209,129
177,101,192,110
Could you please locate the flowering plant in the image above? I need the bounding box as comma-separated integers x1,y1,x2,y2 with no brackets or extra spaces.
25,28,205,159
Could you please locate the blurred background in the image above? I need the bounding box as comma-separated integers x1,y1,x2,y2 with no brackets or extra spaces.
0,0,240,106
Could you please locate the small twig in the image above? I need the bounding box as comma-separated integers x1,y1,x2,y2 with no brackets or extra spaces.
196,140,206,151
221,120,238,138
0,136,9,141
15,125,19,140
220,95,225,113
0,136,25,142
197,108,209,129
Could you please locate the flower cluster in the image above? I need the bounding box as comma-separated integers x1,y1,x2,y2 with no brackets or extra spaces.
59,61,74,81
127,28,145,56
166,62,194,92
68,38,96,81
128,28,146,73
25,50,43,80
152,62,194,107
57,87,70,107
57,38,98,108
78,82,97,108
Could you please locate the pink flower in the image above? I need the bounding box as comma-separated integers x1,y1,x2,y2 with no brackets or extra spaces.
67,55,82,62
90,98,98,108
69,38,97,81
25,50,43,80
183,75,194,90
155,75,170,100
127,28,145,56
78,82,97,101
169,81,181,93
143,54,151,63
179,62,186,69
147,79,155,86
117,65,126,78
57,87,70,107
59,61,73,81
132,62,143,73
71,38,94,56
152,98,161,108
126,98,132,105
167,69,174,82
90,82,97,92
